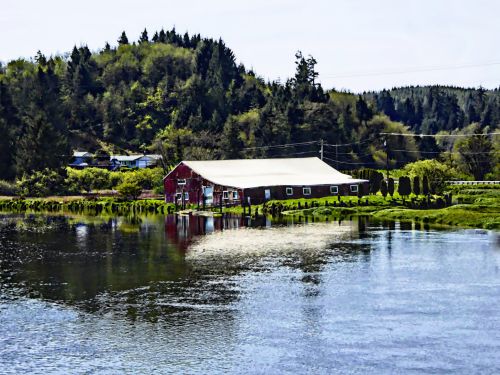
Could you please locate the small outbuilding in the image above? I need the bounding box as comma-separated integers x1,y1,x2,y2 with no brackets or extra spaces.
163,157,368,206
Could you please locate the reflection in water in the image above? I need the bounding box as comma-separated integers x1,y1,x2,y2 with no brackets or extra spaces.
0,213,499,374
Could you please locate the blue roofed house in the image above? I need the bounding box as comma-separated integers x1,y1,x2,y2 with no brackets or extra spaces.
110,154,162,169
70,151,93,168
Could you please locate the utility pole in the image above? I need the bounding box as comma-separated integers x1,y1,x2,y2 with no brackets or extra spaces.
335,143,338,170
320,139,324,161
384,138,389,180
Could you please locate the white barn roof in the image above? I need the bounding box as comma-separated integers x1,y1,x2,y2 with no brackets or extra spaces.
177,157,366,189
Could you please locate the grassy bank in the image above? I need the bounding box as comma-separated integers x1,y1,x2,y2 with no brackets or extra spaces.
1,185,499,230
246,186,500,230
0,196,175,215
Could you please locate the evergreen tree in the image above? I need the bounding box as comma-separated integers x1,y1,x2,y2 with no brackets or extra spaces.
0,82,17,180
356,95,373,126
221,116,243,159
422,175,430,196
139,28,149,43
387,177,395,197
16,64,68,176
455,129,494,180
398,176,412,198
380,179,388,198
412,175,420,196
118,31,129,45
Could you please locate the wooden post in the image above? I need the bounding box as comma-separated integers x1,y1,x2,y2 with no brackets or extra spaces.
182,188,185,210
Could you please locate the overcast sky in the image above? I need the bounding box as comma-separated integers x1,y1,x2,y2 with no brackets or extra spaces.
2,0,499,92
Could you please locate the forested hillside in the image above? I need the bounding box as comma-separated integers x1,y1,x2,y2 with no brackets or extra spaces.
0,28,498,181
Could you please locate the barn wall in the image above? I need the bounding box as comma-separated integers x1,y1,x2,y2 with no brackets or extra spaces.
164,163,369,206
243,182,369,205
164,163,242,205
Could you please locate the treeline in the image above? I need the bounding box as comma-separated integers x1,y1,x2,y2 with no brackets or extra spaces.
0,27,499,183
368,86,500,134
0,167,164,198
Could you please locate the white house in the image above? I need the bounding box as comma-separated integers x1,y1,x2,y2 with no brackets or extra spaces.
110,154,162,169
70,151,93,168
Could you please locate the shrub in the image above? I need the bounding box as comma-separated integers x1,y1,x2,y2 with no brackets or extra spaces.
388,178,395,197
403,160,458,194
381,180,388,198
0,180,18,196
412,176,420,196
398,176,412,198
116,181,142,200
17,169,67,197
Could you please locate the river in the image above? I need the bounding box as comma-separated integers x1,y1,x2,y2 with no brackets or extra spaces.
0,213,499,374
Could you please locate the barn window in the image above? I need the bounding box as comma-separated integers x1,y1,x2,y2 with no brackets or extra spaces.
303,187,311,196
286,187,293,196
223,191,229,199
177,179,186,185
330,186,339,195
350,184,358,193
184,192,189,201
232,191,238,199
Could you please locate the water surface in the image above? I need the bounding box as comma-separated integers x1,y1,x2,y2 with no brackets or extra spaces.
0,213,499,374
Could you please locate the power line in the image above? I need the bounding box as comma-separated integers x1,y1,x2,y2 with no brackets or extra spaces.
323,139,372,147
381,132,500,137
391,149,499,155
242,141,317,151
322,60,500,79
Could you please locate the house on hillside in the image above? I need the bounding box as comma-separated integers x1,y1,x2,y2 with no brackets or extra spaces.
69,151,93,168
163,157,368,206
110,154,162,169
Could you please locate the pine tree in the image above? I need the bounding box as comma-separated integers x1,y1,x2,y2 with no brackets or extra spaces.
422,175,430,196
380,180,388,198
388,177,395,197
356,95,373,126
0,82,17,180
412,176,420,196
221,116,243,159
16,66,68,176
118,31,129,45
455,130,494,180
139,28,149,43
398,176,411,198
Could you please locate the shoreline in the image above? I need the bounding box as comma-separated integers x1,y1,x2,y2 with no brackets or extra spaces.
0,188,498,230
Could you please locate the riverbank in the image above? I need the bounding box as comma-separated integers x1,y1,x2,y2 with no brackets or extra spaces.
253,185,500,230
0,196,175,215
1,185,499,229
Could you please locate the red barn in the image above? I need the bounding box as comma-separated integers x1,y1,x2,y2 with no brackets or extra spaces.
163,157,369,206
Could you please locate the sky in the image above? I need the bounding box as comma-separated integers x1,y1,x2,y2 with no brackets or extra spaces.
2,0,500,92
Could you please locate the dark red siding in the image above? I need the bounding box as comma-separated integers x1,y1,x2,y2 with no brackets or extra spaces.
164,162,242,206
164,162,369,206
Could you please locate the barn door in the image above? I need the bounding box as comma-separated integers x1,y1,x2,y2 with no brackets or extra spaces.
203,186,213,205
264,189,271,200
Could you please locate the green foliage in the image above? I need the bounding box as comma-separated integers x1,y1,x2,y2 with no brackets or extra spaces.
1,28,499,182
422,175,430,195
387,178,395,196
0,180,18,196
380,180,388,198
66,167,113,193
65,167,164,193
17,168,66,197
403,159,457,194
412,176,421,196
398,176,412,197
453,124,495,180
116,181,142,200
